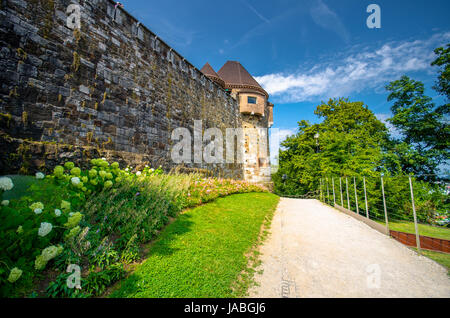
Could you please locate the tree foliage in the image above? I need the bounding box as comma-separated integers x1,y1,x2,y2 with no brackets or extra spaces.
275,44,449,190
385,44,449,179
273,45,449,224
272,99,448,224
431,44,450,100
385,76,448,178
273,98,395,196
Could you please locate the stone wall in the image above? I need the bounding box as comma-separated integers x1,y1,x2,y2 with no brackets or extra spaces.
0,0,243,178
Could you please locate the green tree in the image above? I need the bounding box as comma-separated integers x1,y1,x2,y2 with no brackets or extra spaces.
273,98,395,196
385,62,449,180
431,44,450,101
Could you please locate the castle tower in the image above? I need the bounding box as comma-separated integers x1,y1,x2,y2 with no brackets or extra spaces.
201,61,274,184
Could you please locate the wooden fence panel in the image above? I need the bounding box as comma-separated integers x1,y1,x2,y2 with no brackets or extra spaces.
390,230,450,254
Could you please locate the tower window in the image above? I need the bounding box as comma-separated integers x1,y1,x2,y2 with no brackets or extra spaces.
248,96,257,104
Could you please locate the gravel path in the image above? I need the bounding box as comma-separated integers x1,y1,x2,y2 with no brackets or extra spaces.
249,198,450,298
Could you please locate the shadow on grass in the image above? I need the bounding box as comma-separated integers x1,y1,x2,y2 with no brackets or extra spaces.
146,213,194,257
109,193,280,298
110,213,195,297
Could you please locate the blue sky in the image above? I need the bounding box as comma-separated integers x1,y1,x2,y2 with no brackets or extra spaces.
124,0,449,159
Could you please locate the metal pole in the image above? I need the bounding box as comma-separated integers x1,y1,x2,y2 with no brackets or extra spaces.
326,178,330,205
339,177,343,206
409,176,421,253
354,177,359,214
320,178,323,202
318,179,321,201
321,178,323,202
381,177,389,235
363,177,369,219
346,177,350,210
332,178,336,206
322,178,325,202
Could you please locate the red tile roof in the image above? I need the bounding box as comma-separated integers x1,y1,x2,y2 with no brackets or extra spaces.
217,61,267,96
217,61,262,88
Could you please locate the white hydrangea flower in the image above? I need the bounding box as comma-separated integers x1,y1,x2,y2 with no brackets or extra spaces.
35,172,45,180
34,208,43,215
38,222,53,237
1,200,9,206
30,202,44,211
41,246,61,262
54,209,62,217
35,245,63,270
71,177,81,186
136,171,142,176
7,267,22,283
0,177,14,191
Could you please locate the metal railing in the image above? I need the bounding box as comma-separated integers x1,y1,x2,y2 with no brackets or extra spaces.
318,174,450,254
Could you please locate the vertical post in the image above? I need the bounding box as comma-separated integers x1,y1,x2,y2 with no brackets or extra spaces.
320,178,323,202
381,176,389,235
339,177,344,206
346,177,350,210
363,177,369,219
409,176,421,253
326,178,330,204
317,179,322,201
354,177,359,214
322,178,325,202
332,177,336,206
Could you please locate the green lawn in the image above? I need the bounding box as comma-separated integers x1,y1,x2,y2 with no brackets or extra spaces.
110,192,280,298
387,221,450,240
376,220,450,273
412,249,450,273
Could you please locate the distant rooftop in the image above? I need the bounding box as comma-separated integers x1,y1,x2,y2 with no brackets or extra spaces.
200,62,225,88
200,62,220,78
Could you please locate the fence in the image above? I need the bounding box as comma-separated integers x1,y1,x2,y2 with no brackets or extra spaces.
318,175,450,254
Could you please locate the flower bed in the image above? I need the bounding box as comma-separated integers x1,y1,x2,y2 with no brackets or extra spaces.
0,159,267,298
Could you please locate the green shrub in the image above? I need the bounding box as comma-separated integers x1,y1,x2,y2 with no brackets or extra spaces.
0,159,267,298
83,174,192,246
84,263,126,296
46,272,90,298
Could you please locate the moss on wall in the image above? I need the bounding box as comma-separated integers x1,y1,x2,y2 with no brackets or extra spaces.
0,0,244,179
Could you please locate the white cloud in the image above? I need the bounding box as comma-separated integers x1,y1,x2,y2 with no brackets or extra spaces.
310,0,350,43
242,0,270,24
255,32,450,104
